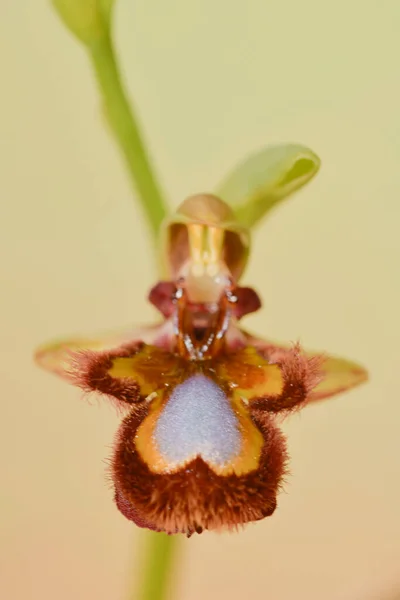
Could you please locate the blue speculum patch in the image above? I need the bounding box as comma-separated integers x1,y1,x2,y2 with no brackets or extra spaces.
153,374,241,468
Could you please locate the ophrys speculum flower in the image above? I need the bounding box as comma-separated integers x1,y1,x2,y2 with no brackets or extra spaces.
35,194,367,536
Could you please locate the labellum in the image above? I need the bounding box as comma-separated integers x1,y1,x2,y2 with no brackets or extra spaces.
35,194,367,536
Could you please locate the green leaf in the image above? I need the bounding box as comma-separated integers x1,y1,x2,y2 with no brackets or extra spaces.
51,0,116,45
216,144,321,229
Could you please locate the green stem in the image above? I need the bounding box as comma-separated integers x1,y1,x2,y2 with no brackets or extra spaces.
136,533,178,600
88,33,168,238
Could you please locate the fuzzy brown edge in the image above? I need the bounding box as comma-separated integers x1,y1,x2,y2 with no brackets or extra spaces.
111,405,287,535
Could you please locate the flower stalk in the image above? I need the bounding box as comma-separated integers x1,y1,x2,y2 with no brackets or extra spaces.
136,532,178,600
89,33,167,237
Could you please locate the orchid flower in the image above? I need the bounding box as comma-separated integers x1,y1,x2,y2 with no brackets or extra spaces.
35,192,367,537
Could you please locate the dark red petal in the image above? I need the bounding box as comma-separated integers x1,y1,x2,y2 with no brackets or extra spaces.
149,280,261,321
111,406,287,535
233,287,262,319
148,281,177,318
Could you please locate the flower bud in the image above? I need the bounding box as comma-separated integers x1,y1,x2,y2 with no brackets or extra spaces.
51,0,115,45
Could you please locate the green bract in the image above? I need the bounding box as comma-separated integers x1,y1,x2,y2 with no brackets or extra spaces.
216,144,321,229
52,0,115,44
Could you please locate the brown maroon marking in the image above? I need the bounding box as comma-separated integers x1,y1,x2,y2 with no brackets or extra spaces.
115,488,159,531
149,280,261,321
111,405,287,535
251,345,323,413
69,342,145,405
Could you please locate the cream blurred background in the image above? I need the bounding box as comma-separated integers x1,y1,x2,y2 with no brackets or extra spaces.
1,1,400,599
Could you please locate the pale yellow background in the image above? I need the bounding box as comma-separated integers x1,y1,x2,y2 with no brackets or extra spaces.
1,1,399,599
